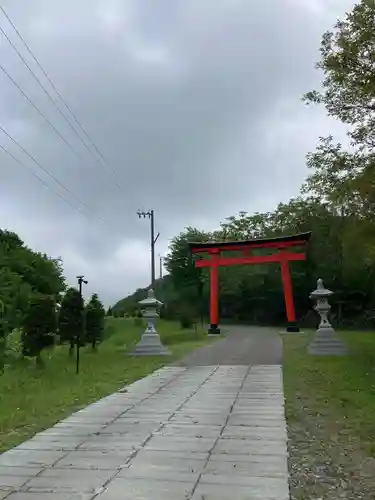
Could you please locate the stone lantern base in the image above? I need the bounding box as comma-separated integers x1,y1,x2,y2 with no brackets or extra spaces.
130,332,171,356
308,325,347,356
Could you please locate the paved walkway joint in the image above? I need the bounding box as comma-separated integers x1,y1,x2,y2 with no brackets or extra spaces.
0,364,289,499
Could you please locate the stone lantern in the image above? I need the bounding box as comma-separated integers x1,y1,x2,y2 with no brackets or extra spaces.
130,289,171,356
307,278,347,356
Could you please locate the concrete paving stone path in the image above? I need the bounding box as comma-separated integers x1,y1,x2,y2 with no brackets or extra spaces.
0,326,289,499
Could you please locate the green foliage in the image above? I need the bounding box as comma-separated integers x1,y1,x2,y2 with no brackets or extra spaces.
85,293,105,350
106,306,113,316
21,295,56,364
0,229,65,334
133,317,143,327
303,0,375,218
58,287,83,355
180,314,193,330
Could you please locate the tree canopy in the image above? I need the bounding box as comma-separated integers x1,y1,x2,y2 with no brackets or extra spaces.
22,294,57,364
57,287,83,355
85,293,105,350
0,229,65,332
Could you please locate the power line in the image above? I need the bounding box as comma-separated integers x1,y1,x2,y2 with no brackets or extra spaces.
0,125,91,215
0,137,125,238
0,24,122,188
0,141,88,219
0,62,91,164
0,23,123,190
0,4,123,188
0,125,116,230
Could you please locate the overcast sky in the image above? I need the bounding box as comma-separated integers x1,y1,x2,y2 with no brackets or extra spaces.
0,0,355,305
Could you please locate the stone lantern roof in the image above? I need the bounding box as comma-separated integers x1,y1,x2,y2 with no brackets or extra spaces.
310,278,334,299
138,289,163,307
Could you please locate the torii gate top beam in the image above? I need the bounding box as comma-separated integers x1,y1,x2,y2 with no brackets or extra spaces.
188,231,311,255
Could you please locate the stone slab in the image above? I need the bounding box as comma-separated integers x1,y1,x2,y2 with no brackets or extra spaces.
212,438,288,456
122,453,206,473
227,415,286,427
5,494,95,500
119,466,199,482
0,474,30,488
0,467,42,478
0,450,67,468
13,440,79,452
144,436,216,452
24,469,113,493
208,453,287,465
221,426,287,441
200,472,288,489
191,482,289,500
154,424,220,438
97,477,195,500
204,459,288,477
54,451,133,470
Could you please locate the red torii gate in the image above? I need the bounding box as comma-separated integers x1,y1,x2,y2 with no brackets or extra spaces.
188,232,311,334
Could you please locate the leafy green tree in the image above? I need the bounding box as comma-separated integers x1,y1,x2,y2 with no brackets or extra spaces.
0,230,65,334
0,299,5,373
58,287,83,356
106,306,113,316
21,294,56,366
303,0,375,217
85,293,105,350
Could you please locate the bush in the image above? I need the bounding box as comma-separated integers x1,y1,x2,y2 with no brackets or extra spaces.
58,287,83,356
180,314,193,329
85,293,105,350
21,294,57,366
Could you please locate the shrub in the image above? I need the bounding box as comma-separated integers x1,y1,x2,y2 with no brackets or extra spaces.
85,293,105,350
58,287,83,356
21,294,57,366
180,314,193,329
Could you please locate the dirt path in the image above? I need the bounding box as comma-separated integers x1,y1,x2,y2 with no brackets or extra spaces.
176,325,283,366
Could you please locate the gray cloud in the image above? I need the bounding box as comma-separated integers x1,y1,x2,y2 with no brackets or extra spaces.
0,0,355,304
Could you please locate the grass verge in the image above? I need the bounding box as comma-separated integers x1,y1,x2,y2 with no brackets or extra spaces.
0,318,213,453
283,330,375,500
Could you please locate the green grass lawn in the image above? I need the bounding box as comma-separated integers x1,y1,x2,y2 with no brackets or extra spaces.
283,330,375,499
0,318,211,453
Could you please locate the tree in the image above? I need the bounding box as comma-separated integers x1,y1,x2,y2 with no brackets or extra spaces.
58,287,83,356
303,0,375,217
0,229,65,331
85,293,105,350
106,306,113,316
21,294,56,366
0,299,5,373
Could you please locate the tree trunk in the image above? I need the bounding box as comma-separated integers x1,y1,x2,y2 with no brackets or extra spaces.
92,337,97,351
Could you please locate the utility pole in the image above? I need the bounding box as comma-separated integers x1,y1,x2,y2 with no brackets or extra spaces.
137,209,159,289
76,275,88,375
